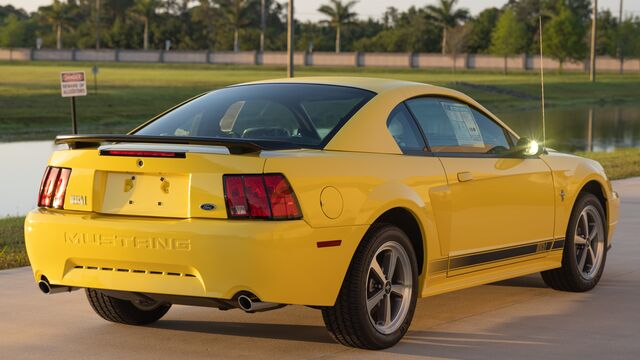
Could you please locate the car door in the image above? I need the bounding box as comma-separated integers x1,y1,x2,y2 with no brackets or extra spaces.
404,97,556,276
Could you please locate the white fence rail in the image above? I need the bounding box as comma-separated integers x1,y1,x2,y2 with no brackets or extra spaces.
1,48,637,72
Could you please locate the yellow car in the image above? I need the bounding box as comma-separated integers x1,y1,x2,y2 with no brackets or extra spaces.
25,77,619,349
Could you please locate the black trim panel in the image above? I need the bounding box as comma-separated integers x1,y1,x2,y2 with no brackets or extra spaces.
428,238,564,275
449,241,552,270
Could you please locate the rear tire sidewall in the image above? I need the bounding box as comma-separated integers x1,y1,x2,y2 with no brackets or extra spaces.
354,226,419,348
564,194,608,290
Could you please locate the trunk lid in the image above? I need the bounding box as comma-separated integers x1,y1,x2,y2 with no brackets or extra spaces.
50,142,266,219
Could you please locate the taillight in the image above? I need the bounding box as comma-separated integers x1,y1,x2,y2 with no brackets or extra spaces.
38,166,72,209
264,174,301,219
223,174,302,220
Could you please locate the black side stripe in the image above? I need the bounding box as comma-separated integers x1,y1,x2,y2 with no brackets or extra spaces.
429,238,564,274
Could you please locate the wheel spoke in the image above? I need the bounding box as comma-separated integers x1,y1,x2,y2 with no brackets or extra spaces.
589,229,598,241
580,213,589,239
578,247,588,272
384,295,392,326
367,290,384,312
371,258,386,282
391,284,408,297
588,246,597,265
574,235,587,245
387,252,398,280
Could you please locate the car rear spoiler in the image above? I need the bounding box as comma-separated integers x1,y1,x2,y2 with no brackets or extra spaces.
55,135,295,155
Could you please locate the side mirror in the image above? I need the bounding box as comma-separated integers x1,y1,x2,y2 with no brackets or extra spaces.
515,137,544,157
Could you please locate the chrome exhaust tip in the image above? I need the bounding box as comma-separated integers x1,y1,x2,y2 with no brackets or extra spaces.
237,294,254,311
38,280,52,294
237,294,284,313
38,277,77,295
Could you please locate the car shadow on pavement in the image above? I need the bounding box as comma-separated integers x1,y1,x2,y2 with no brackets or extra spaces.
488,274,549,289
149,320,336,344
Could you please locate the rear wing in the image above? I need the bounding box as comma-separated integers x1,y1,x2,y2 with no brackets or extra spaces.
55,135,298,155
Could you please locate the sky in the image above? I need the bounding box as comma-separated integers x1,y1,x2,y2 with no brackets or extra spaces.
0,0,635,21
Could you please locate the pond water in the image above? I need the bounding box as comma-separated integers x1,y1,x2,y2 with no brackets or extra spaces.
496,105,640,153
0,141,60,218
1,104,639,217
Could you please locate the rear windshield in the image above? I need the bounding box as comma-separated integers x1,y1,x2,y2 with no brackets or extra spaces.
134,83,375,148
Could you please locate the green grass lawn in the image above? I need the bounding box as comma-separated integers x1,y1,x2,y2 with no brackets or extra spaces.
578,148,640,180
0,217,27,270
1,61,639,141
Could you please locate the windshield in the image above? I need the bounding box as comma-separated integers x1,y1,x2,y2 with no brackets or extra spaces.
134,83,376,148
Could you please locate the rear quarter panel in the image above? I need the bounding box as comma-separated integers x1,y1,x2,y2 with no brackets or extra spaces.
263,150,449,282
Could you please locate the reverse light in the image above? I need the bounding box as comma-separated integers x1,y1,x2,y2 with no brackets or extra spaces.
223,174,302,220
38,166,72,209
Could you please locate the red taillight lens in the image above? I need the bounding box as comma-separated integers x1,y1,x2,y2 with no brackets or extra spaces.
223,175,248,217
223,174,302,220
38,166,71,209
52,168,71,209
243,175,271,218
39,167,60,207
264,174,301,219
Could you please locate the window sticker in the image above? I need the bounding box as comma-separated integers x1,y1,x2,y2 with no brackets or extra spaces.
441,102,484,147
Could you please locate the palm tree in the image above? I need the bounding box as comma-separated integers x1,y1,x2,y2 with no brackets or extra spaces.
426,0,469,55
318,0,358,53
132,0,159,50
193,0,220,49
39,0,71,49
218,0,256,52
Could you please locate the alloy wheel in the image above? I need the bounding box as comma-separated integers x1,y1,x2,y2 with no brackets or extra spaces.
574,205,605,280
366,241,413,335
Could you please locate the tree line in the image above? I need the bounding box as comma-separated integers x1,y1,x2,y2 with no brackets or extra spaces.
0,0,639,70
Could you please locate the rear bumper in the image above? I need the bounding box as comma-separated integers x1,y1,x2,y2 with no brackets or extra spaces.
24,209,367,306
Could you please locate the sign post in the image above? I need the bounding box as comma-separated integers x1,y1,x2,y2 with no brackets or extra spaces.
92,65,99,95
60,71,87,134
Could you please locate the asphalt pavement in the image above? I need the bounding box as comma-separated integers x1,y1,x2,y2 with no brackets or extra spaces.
1,177,639,359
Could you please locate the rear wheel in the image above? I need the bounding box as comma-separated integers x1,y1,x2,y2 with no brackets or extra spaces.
541,193,607,292
322,225,418,349
85,288,171,325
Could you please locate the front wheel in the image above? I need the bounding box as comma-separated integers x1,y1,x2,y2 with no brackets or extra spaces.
322,225,418,349
541,193,607,292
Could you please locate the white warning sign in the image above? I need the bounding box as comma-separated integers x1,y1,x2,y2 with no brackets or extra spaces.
441,102,483,147
60,71,87,97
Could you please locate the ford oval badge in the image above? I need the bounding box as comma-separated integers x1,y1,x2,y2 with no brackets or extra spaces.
200,203,216,211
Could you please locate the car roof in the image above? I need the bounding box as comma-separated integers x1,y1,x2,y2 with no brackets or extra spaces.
235,76,519,154
237,76,448,94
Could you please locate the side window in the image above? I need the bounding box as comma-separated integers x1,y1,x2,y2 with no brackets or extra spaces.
387,104,426,152
405,97,512,154
471,108,513,151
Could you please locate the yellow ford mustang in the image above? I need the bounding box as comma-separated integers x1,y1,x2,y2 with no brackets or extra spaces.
25,77,619,349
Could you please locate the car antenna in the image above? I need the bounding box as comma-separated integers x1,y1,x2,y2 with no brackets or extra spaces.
539,15,546,146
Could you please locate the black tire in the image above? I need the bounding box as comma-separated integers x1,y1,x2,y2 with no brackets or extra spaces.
322,225,419,349
85,288,171,325
541,193,608,292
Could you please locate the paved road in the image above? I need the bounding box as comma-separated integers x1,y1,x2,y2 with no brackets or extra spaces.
2,178,639,359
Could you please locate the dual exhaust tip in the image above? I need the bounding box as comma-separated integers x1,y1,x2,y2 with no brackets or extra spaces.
37,277,283,313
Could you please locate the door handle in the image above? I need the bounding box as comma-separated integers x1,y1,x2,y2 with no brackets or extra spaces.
457,171,474,182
